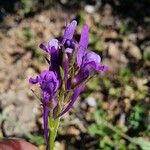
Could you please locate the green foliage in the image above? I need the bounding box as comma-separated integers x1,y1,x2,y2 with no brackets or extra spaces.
23,27,44,62
20,0,38,16
109,87,121,99
89,31,103,52
120,21,129,35
103,79,112,89
146,124,150,136
143,50,150,61
25,133,45,146
119,68,132,83
78,11,86,26
86,77,101,91
88,110,136,150
88,110,108,136
88,110,150,150
133,137,150,150
127,105,145,130
23,27,34,42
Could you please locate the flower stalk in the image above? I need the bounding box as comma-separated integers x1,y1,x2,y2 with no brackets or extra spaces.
49,117,60,150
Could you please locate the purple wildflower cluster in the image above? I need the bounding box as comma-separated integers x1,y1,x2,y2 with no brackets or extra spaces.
29,20,108,144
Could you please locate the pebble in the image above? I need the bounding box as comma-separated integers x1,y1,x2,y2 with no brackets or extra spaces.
86,97,97,107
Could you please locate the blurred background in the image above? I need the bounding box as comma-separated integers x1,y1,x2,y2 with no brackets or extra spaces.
0,0,150,150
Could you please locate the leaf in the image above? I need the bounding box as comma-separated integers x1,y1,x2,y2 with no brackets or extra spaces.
88,124,99,136
26,133,44,146
133,137,150,150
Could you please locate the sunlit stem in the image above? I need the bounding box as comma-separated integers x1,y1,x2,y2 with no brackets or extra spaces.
48,116,60,150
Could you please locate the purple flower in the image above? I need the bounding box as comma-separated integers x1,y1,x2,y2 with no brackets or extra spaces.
39,21,77,73
29,70,59,145
71,25,108,86
29,20,108,148
81,51,108,72
40,39,62,72
77,24,108,71
29,70,59,98
39,39,58,53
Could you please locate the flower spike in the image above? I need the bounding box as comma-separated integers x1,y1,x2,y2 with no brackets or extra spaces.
29,20,108,150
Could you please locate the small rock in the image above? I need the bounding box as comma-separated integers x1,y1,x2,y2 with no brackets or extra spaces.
0,90,17,108
84,1,101,13
108,43,120,58
66,126,80,136
55,141,65,150
123,41,142,60
119,113,126,125
37,15,46,23
128,43,142,60
103,4,112,16
86,97,97,107
103,29,118,39
85,5,96,13
128,33,137,43
108,43,128,64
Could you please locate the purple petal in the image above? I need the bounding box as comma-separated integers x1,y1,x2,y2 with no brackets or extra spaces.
39,43,48,52
48,39,58,53
64,39,75,49
84,51,101,64
40,70,52,81
49,45,62,72
83,61,97,72
62,20,77,44
29,76,39,84
79,25,89,49
40,70,57,81
77,25,89,66
82,51,101,72
40,70,60,93
97,65,109,72
83,51,108,72
42,91,50,102
56,85,84,118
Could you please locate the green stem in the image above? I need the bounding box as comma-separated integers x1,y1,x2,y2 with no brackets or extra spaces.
49,116,60,150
